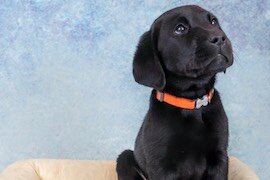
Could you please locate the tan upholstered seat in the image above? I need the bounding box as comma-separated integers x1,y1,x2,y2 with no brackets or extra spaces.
0,156,258,180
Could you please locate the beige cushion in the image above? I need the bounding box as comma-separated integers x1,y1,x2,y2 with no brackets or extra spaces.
0,157,258,180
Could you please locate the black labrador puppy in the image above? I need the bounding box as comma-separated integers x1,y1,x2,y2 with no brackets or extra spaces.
117,5,233,180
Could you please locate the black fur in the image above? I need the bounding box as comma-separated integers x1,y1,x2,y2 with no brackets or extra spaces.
116,150,143,180
117,5,233,180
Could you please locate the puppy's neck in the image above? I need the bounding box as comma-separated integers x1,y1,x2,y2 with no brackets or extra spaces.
163,72,216,99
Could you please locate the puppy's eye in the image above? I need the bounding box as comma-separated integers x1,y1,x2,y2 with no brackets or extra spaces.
174,24,187,34
211,18,218,25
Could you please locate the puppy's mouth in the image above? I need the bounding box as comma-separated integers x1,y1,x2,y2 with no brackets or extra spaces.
206,53,231,72
182,53,232,78
216,53,229,62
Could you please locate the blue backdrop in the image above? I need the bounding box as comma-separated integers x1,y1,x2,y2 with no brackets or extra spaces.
0,0,269,179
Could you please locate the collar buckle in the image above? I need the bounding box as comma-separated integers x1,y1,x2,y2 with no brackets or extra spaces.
157,91,164,102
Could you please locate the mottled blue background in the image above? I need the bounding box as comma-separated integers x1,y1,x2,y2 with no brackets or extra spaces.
0,0,269,179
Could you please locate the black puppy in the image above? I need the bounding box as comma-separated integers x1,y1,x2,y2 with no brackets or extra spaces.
117,5,233,180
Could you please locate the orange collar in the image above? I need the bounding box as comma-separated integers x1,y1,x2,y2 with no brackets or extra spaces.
156,89,214,110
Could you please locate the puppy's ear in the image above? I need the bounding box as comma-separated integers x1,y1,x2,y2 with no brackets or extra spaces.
132,28,166,90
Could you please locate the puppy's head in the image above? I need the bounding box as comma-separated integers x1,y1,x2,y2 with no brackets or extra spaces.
133,5,233,90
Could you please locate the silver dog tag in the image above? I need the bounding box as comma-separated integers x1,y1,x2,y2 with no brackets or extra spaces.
195,95,209,109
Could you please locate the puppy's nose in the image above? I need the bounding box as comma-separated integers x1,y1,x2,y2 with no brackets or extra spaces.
209,36,226,46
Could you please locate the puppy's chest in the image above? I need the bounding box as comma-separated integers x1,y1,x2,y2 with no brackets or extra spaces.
165,110,217,154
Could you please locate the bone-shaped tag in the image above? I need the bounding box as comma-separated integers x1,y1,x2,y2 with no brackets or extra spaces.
195,95,209,109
